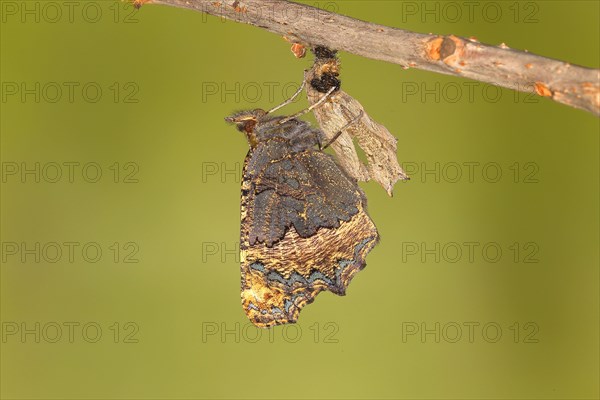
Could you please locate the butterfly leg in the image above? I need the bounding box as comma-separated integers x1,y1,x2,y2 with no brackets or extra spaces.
279,86,336,124
319,109,364,150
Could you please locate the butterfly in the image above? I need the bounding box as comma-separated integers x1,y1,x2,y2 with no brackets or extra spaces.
225,83,379,328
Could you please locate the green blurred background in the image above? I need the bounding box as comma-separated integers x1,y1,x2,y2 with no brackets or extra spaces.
1,0,598,398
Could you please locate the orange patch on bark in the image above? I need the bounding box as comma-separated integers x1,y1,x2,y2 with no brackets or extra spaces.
425,37,444,61
290,43,306,59
534,82,552,97
426,35,465,66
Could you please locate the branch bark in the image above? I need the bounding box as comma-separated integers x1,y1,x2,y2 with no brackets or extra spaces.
149,0,599,116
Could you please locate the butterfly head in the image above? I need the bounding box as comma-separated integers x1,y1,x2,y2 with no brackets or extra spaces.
225,109,267,132
225,109,270,148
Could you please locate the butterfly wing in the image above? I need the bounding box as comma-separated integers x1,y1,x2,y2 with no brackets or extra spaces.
240,143,379,327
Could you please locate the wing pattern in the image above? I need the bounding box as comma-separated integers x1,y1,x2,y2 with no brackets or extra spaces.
240,140,379,327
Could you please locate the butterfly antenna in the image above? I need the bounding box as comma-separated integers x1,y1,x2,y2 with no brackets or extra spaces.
267,71,308,115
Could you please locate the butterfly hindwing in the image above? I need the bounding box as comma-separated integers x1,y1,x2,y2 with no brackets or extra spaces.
240,136,379,327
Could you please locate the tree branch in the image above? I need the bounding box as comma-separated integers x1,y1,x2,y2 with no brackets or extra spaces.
149,0,599,116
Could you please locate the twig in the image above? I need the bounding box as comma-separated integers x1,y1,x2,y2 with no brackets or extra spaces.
149,0,599,116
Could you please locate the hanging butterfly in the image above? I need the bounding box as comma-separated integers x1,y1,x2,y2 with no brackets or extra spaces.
225,82,379,327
